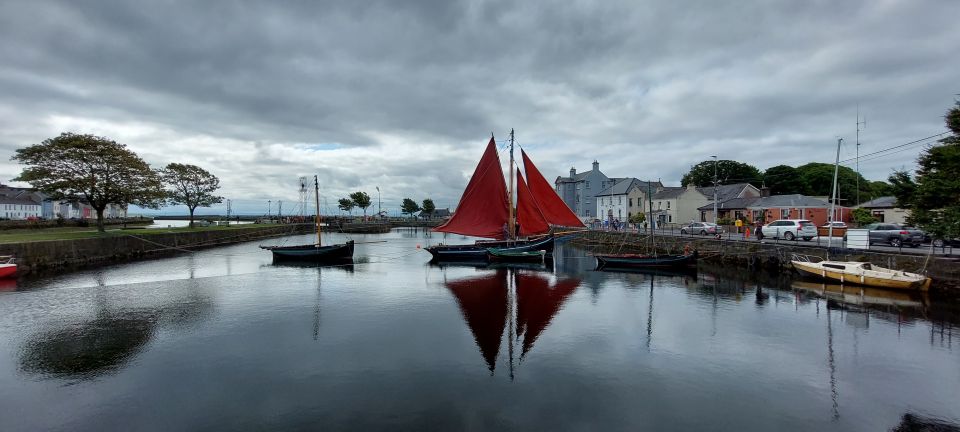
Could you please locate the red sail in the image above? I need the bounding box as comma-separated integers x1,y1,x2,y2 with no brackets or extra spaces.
521,150,584,227
434,137,510,239
516,169,551,237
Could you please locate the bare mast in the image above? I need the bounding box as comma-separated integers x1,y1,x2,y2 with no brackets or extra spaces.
508,129,516,240
314,175,322,247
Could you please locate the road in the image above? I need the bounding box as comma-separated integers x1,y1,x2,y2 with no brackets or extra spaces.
596,227,957,256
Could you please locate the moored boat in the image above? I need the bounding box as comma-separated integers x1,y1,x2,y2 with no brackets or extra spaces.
261,176,354,263
790,255,931,291
0,256,16,279
425,131,584,262
595,251,698,270
487,248,546,263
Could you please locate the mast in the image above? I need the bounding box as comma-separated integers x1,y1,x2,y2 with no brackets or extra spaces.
828,138,842,248
314,175,322,247
648,181,656,257
508,129,516,240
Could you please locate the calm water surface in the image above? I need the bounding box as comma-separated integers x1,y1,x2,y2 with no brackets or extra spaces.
0,229,958,431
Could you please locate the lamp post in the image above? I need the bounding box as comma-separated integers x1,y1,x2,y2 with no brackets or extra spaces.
376,186,381,219
711,155,718,226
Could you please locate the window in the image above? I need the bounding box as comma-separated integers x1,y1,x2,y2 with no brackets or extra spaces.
586,181,590,188
658,201,662,210
781,208,791,218
667,201,671,209
629,198,633,207
872,211,884,222
618,196,622,204
668,215,672,222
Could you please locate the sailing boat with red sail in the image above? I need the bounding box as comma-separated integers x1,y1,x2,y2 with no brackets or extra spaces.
426,131,584,261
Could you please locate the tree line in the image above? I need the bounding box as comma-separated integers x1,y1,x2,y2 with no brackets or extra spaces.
401,198,435,218
12,133,223,231
681,157,891,204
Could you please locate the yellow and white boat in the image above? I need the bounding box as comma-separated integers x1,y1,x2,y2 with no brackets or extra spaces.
790,255,931,291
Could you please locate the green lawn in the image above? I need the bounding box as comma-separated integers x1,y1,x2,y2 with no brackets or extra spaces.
0,224,282,244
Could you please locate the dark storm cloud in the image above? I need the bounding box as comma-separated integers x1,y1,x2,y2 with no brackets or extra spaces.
1,0,958,212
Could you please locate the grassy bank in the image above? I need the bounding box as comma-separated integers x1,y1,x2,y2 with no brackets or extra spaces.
0,224,300,244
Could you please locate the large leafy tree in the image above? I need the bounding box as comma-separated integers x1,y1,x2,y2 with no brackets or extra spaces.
349,191,372,218
681,160,762,188
160,163,223,228
795,162,867,204
762,165,807,195
338,198,355,215
421,198,435,218
12,133,164,232
900,101,960,239
401,198,420,217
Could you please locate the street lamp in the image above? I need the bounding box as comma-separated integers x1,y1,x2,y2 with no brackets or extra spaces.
711,155,718,226
376,186,381,219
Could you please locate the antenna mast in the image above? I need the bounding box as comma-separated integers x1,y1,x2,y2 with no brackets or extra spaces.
298,176,308,218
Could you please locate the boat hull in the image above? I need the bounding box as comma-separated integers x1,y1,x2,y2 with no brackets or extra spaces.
426,235,554,261
487,249,546,263
263,241,354,262
792,260,931,291
0,264,16,279
596,251,698,270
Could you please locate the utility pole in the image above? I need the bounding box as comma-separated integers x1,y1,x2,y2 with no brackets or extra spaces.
278,200,282,219
376,186,381,219
267,200,271,219
855,107,866,206
712,155,718,225
226,199,231,222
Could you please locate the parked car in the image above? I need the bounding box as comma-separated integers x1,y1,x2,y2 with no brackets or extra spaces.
821,221,847,229
680,222,724,235
758,219,817,241
932,237,960,248
862,223,924,247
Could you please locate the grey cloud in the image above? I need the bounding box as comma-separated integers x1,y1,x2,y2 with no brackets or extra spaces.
1,0,958,213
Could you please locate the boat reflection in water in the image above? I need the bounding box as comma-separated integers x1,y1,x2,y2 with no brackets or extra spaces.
443,267,580,375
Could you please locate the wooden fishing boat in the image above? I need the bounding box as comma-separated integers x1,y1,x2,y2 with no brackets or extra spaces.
261,176,354,263
426,131,584,261
427,235,554,261
790,255,931,291
487,248,546,263
595,251,698,270
0,256,16,279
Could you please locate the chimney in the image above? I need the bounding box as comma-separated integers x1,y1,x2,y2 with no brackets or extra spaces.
570,167,576,177
760,187,771,197
592,160,599,171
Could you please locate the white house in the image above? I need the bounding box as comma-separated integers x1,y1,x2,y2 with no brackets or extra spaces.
0,197,42,220
857,196,909,224
651,185,711,226
595,178,663,222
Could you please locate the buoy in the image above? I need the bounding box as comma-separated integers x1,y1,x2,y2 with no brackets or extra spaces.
416,244,421,249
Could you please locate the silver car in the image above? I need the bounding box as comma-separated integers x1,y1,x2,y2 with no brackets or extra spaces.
759,219,817,241
680,222,724,235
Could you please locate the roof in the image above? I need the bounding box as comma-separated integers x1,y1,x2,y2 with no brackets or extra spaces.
419,208,451,217
0,196,42,206
696,183,756,202
698,197,760,211
595,178,661,197
652,187,687,200
858,196,898,209
745,194,831,209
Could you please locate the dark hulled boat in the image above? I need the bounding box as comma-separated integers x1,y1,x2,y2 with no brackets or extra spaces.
426,131,584,262
261,175,354,263
263,241,355,262
595,251,698,270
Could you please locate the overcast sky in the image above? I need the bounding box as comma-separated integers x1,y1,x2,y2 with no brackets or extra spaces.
1,1,958,215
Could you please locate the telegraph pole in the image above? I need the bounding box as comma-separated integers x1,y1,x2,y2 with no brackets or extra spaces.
267,200,272,219
712,155,718,225
828,138,842,247
376,186,381,218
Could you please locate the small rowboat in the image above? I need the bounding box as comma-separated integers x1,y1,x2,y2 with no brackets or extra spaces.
0,256,17,279
487,248,546,263
261,241,354,262
790,255,931,291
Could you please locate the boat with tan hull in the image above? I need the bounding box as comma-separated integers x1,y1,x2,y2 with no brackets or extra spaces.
790,255,931,291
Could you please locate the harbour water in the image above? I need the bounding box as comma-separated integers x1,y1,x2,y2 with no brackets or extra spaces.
0,229,957,431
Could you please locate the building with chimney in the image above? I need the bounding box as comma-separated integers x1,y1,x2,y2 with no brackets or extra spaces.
554,160,613,219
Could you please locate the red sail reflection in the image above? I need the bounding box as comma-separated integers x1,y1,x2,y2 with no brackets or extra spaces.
445,269,580,372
